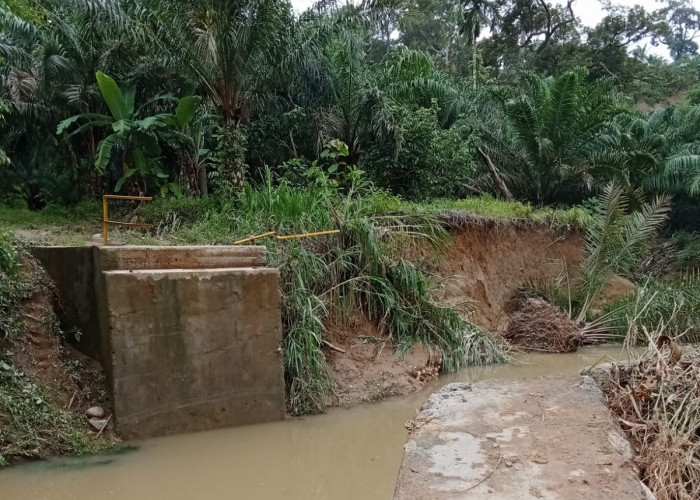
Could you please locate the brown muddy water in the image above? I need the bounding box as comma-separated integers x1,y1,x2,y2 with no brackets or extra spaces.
0,346,635,500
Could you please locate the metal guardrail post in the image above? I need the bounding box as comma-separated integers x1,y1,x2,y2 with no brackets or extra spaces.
102,195,154,245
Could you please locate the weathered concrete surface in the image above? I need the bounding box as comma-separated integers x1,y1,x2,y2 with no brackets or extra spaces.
104,267,284,439
31,245,285,440
99,245,267,271
395,375,646,500
31,246,103,359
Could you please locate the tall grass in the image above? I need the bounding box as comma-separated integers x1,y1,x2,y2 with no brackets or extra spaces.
146,173,508,414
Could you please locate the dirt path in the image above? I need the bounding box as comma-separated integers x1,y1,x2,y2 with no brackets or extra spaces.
394,375,647,499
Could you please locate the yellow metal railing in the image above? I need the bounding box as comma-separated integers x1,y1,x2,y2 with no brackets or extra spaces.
275,230,340,240
102,195,153,245
234,229,340,245
234,231,277,245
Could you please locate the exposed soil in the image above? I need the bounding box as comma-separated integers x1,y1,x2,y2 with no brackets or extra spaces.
325,315,436,407
592,275,637,311
324,222,585,406
438,224,584,331
16,259,111,411
0,257,117,465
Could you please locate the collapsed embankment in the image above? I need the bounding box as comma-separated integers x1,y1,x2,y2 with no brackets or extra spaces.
326,218,585,406
2,217,586,462
436,219,584,330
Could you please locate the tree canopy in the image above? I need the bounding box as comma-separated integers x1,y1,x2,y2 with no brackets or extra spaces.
0,0,699,220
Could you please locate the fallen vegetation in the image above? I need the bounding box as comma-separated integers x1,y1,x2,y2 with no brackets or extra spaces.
504,298,581,353
599,336,700,500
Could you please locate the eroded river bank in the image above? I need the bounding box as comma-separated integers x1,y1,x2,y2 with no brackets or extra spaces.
0,346,636,500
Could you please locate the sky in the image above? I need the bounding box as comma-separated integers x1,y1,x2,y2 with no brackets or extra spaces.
291,0,700,17
290,0,700,59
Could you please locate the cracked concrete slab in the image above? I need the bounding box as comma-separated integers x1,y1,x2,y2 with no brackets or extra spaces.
394,375,646,499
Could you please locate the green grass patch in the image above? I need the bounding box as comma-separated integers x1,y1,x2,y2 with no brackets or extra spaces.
405,194,593,229
0,202,101,229
0,359,117,467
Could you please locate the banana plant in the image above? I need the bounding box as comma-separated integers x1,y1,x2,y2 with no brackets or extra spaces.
58,71,201,192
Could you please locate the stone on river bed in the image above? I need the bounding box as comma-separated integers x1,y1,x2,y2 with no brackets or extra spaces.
88,418,109,432
85,406,106,418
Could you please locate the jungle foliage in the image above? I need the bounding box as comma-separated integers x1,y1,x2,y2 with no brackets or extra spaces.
0,0,699,212
2,0,700,415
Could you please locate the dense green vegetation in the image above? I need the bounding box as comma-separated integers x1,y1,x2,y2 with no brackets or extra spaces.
1,0,699,416
0,0,700,210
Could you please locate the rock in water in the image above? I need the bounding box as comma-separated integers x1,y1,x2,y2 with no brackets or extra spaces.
88,418,109,432
86,406,106,419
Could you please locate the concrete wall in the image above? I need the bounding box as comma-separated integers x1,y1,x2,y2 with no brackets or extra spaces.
31,245,285,440
104,268,284,439
99,245,267,271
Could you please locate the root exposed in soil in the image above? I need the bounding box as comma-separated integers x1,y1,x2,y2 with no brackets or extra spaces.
598,339,700,500
504,298,581,353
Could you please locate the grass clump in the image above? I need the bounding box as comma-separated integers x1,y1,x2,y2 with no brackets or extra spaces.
598,275,700,345
273,183,507,414
0,359,116,466
0,202,100,229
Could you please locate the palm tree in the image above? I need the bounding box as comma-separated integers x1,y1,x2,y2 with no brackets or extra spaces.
0,0,139,201
482,68,623,204
142,0,294,190
292,1,475,164
461,0,497,90
613,106,700,198
575,183,671,322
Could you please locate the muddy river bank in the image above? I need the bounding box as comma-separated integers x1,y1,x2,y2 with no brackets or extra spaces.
0,346,635,500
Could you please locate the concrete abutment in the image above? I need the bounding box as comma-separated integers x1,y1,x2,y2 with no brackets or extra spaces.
32,245,285,439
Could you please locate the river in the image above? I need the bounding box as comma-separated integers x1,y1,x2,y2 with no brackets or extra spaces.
0,346,634,500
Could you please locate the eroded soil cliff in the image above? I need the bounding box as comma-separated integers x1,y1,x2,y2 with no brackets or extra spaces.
326,221,585,406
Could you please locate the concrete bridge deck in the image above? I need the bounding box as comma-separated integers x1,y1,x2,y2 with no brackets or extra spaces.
394,375,648,500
